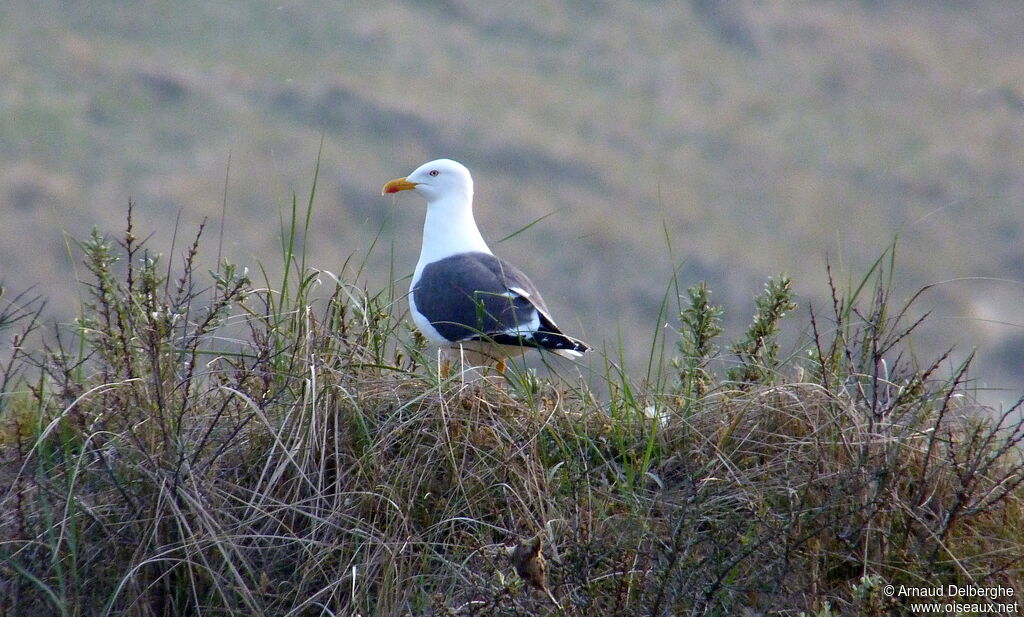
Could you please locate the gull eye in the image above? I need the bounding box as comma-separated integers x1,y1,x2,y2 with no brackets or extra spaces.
429,169,440,177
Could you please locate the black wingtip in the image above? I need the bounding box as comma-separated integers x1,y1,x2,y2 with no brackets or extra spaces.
533,331,590,354
475,330,590,354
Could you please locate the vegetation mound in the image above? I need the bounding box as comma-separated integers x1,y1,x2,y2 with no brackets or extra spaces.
1,205,1021,616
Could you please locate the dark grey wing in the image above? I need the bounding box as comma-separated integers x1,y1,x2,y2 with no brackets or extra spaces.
414,252,537,342
414,252,589,353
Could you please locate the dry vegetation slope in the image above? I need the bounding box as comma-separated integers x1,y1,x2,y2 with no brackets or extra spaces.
1,1,1023,394
0,214,1022,616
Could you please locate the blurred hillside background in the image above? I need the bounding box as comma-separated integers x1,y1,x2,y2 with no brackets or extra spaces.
2,0,1022,404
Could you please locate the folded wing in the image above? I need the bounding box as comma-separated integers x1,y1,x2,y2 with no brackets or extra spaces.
412,252,590,356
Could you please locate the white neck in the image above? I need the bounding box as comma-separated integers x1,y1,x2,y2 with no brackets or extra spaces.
413,192,491,280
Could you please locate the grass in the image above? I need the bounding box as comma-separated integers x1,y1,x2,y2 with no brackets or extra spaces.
1,196,1022,617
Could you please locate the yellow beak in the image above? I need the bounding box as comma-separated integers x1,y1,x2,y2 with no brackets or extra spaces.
381,177,418,195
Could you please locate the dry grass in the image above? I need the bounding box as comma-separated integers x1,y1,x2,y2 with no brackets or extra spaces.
1,210,1022,616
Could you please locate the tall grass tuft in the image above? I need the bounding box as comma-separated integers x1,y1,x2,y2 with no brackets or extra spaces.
1,203,1022,616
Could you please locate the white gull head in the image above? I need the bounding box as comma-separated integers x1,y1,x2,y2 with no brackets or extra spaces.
382,158,492,275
